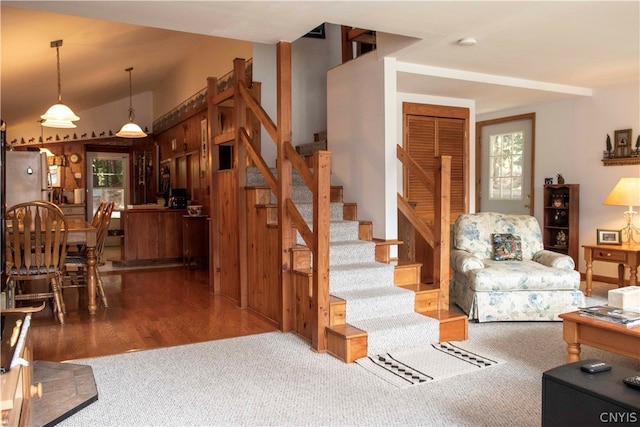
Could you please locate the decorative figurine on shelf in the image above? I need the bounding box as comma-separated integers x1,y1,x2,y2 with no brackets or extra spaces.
556,230,567,247
606,134,612,158
635,135,640,157
556,174,565,184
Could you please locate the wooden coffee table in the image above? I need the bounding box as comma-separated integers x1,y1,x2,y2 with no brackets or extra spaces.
559,311,640,362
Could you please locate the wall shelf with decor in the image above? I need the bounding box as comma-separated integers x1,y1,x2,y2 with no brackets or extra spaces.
543,184,580,269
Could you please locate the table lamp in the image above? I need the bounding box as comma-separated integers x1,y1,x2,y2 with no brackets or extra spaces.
603,177,640,243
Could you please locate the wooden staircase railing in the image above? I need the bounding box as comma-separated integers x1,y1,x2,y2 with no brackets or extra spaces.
396,144,451,308
208,44,332,353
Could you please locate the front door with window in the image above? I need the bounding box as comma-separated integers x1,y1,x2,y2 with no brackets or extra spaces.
86,152,130,221
478,114,535,215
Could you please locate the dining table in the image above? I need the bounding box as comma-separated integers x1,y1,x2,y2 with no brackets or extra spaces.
64,218,99,315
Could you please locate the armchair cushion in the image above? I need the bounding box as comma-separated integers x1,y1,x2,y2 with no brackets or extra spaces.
492,233,522,261
533,249,576,270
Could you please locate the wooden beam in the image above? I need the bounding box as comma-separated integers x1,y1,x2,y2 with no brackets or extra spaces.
206,76,221,294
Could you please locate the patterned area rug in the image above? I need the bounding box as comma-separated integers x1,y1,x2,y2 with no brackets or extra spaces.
356,341,505,388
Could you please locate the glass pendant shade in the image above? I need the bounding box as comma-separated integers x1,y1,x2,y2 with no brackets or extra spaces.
41,40,79,128
117,67,147,138
41,103,79,128
116,121,146,138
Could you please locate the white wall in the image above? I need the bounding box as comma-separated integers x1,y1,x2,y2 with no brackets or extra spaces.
328,51,391,237
153,37,252,118
478,81,640,277
253,23,342,167
8,92,153,147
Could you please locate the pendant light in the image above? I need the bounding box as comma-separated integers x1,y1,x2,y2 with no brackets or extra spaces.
41,40,79,128
116,67,147,138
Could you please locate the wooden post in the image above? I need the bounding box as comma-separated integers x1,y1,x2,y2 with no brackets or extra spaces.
234,58,248,308
434,155,451,309
207,76,221,294
277,42,294,332
312,151,331,352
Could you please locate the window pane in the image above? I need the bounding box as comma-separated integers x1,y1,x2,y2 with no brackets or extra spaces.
488,131,524,201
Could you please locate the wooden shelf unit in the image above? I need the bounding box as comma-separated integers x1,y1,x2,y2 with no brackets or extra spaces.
543,184,580,268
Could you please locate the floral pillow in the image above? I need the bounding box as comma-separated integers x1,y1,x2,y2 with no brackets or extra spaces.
493,233,522,261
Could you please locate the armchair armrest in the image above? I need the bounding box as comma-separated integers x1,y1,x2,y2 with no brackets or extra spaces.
451,249,485,272
533,250,575,270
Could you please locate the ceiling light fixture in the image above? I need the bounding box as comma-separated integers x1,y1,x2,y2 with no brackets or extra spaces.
41,40,79,128
457,37,477,47
116,67,147,138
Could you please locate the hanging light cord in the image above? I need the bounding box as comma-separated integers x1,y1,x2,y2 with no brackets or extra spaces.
126,67,136,122
51,39,64,103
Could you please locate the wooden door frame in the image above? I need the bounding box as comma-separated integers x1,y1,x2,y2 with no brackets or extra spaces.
475,113,536,215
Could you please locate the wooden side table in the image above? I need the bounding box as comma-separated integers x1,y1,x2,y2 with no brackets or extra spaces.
583,243,640,297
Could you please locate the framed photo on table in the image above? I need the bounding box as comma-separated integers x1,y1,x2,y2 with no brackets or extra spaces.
597,229,622,245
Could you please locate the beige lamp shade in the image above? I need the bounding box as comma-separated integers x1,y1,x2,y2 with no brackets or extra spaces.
116,121,147,138
603,177,640,209
41,103,79,128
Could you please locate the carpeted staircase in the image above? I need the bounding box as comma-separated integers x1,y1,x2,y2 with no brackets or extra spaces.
247,167,439,356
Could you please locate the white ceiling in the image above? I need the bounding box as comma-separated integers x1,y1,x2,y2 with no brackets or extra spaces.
2,1,638,132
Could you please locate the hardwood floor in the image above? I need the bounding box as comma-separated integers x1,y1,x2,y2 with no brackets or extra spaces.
28,266,278,362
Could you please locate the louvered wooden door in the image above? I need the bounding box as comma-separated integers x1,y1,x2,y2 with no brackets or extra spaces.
404,111,467,225
401,103,468,284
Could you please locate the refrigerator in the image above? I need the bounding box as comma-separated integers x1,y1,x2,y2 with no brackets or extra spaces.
4,151,50,209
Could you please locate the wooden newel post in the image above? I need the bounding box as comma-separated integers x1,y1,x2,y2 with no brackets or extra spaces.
434,155,451,309
312,150,331,352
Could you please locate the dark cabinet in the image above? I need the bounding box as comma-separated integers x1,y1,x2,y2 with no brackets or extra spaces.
182,215,209,267
543,184,579,268
122,209,184,263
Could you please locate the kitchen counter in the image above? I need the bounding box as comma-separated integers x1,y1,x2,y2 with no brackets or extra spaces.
121,209,186,265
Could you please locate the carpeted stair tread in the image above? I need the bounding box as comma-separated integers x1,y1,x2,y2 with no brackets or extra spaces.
330,240,376,265
351,313,440,356
329,262,395,292
331,286,416,322
296,220,360,246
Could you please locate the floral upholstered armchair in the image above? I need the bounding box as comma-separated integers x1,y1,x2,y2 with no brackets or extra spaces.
450,212,585,322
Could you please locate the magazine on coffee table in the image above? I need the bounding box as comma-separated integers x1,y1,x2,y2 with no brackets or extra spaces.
579,305,640,327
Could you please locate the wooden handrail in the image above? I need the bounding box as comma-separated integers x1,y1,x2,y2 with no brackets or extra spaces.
397,194,434,246
286,198,314,247
284,141,313,190
397,144,434,194
239,81,278,145
239,128,277,194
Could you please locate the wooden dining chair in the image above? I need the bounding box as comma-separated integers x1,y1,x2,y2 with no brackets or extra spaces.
4,201,68,324
63,201,114,308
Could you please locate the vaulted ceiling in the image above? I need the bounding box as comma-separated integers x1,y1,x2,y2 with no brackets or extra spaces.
2,1,638,131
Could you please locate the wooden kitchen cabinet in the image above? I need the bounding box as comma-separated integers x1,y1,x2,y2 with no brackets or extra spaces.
182,215,209,267
122,208,185,264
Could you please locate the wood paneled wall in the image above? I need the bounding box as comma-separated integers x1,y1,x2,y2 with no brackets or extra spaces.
155,109,210,213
